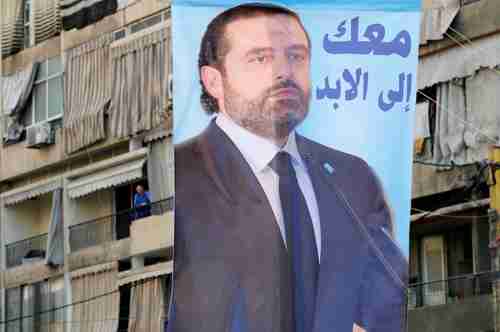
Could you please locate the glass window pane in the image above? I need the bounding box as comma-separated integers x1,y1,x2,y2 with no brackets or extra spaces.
24,26,30,49
22,284,35,332
6,287,21,332
47,56,62,77
34,82,47,123
38,281,51,332
48,77,63,118
37,61,48,81
51,277,65,323
114,29,126,41
24,0,31,23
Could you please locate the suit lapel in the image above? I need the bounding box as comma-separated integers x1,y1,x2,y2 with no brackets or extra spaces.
199,121,294,332
198,120,287,249
297,136,364,331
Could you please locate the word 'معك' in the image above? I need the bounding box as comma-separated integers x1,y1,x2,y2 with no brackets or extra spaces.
323,17,411,58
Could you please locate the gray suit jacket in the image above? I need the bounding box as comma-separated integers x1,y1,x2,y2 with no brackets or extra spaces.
169,120,408,332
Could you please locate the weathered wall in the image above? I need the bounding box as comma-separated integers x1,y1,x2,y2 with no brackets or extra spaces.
420,0,500,56
0,131,64,183
408,295,494,332
67,238,130,272
2,261,64,289
65,189,113,227
3,192,52,244
411,164,477,199
0,0,169,182
129,212,174,257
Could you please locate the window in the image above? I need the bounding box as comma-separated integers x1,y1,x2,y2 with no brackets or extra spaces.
5,278,64,332
113,28,126,41
130,13,164,34
114,11,168,41
23,0,32,49
421,236,446,306
23,56,64,127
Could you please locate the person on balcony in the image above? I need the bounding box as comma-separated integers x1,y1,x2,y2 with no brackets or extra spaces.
133,185,152,220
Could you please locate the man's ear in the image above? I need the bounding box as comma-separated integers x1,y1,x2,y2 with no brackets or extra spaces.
201,65,224,101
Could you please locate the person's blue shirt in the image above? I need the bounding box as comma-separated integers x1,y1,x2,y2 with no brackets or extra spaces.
133,191,152,219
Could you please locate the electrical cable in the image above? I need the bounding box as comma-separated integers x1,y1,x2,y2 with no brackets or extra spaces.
416,90,498,145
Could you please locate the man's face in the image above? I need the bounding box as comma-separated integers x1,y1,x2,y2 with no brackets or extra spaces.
136,186,144,195
207,13,311,143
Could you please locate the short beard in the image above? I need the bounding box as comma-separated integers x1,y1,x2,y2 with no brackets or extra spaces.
222,79,309,143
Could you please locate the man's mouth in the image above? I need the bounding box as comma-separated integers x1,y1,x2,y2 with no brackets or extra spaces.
270,87,301,98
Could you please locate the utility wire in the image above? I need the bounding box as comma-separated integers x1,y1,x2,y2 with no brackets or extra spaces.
417,6,500,146
416,90,498,145
445,25,500,76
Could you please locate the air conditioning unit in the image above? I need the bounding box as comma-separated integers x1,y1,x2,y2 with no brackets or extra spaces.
26,122,54,148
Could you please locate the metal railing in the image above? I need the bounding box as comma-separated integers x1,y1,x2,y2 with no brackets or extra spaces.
5,233,48,268
69,197,173,253
408,270,500,308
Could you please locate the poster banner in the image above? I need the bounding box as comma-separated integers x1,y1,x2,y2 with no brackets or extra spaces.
171,1,421,331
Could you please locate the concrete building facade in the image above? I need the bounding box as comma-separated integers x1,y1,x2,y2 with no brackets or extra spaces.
0,0,173,331
409,0,500,331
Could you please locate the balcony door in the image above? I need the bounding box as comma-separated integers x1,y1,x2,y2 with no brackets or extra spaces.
421,235,446,306
114,180,149,240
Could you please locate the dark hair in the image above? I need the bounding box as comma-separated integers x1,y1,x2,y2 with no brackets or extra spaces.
198,3,310,114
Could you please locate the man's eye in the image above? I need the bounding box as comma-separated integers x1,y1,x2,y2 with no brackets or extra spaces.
250,55,270,64
289,53,305,62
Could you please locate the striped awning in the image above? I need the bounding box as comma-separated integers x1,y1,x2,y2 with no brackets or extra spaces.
33,0,61,45
1,177,63,206
1,0,24,58
66,148,148,199
1,0,61,59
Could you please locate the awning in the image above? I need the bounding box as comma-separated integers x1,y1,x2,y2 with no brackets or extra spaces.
1,177,63,206
420,0,460,45
1,63,39,144
418,33,500,90
109,22,171,139
66,148,148,199
118,261,173,287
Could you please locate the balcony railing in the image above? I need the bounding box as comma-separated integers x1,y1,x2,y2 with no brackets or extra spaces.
5,233,48,268
408,270,500,308
69,197,173,253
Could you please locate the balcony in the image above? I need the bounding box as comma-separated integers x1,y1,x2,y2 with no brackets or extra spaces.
407,271,499,332
69,198,173,252
5,233,48,269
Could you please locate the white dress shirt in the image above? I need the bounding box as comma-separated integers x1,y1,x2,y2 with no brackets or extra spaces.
216,114,322,260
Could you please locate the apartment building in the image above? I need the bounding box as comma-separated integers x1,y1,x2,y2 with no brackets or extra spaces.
0,0,173,331
408,0,500,331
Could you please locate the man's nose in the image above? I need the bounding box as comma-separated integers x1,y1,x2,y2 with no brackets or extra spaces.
273,54,293,81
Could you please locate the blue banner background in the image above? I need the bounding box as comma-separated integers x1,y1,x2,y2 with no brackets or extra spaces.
173,1,421,256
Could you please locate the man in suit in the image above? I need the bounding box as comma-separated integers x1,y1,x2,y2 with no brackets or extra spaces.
170,3,408,332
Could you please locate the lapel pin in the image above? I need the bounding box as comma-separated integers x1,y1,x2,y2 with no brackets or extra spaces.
323,162,335,175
